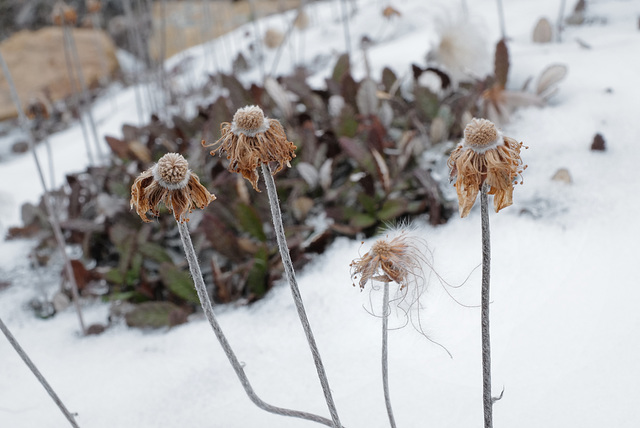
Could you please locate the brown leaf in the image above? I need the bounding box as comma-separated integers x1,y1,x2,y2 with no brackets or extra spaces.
494,39,510,89
591,133,606,151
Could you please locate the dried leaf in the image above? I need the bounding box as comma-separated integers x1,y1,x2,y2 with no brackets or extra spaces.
536,64,568,98
381,67,397,93
591,133,606,151
265,77,293,119
532,17,553,43
297,161,320,189
371,149,390,194
494,39,510,89
319,158,333,192
356,78,378,116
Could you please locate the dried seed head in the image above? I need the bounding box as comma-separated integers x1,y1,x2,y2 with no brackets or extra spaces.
154,152,190,189
448,118,526,217
130,153,216,223
232,105,269,136
463,118,500,152
350,229,426,290
203,105,297,191
52,1,77,25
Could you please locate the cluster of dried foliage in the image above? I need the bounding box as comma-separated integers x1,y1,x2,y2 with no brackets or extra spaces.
6,36,562,328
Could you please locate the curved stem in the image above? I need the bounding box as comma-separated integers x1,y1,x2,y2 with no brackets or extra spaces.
261,164,342,428
0,317,80,427
176,221,337,427
480,184,493,428
381,282,396,428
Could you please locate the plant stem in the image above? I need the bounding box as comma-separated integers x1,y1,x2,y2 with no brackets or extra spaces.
339,0,352,64
61,26,95,166
0,51,87,336
495,0,506,40
64,26,105,161
176,221,338,427
480,184,493,428
381,281,396,428
0,317,80,427
261,163,342,428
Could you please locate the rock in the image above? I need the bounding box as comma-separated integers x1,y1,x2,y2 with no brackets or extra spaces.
0,26,119,121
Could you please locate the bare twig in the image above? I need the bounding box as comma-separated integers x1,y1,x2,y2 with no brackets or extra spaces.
0,317,80,427
0,51,86,335
176,221,339,427
262,163,342,428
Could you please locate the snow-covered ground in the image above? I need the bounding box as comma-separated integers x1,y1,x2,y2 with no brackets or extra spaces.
1,0,640,426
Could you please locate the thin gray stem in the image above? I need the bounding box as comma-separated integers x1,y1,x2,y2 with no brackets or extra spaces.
339,0,352,62
61,26,94,166
0,51,86,336
381,281,396,428
556,0,567,42
496,0,506,40
247,0,266,82
64,26,105,160
261,163,342,428
176,221,338,427
0,317,80,427
480,184,493,428
44,136,56,189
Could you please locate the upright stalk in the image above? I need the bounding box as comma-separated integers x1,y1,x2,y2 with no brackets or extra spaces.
480,184,493,428
261,163,342,428
0,317,80,427
176,221,337,427
64,26,105,160
61,26,95,165
381,281,396,428
495,0,506,40
0,51,86,335
339,0,352,64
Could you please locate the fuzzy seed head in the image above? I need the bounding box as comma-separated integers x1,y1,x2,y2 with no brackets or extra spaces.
350,230,427,290
156,153,189,187
463,118,499,150
233,106,266,134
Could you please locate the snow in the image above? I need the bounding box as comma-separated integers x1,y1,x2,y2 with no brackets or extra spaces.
2,0,640,427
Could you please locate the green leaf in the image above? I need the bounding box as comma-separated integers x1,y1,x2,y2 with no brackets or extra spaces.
246,246,269,299
357,193,377,215
415,87,440,120
332,53,351,83
124,302,188,329
378,199,408,221
236,203,267,242
350,213,377,229
138,242,172,263
105,268,124,285
381,67,397,93
159,263,200,304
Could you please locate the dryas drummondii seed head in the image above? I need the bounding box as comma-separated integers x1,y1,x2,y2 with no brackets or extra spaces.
130,153,216,223
202,105,296,192
350,229,426,291
448,118,527,218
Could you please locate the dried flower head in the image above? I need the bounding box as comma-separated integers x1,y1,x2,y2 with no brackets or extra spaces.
203,105,296,191
447,118,526,218
130,153,216,223
350,229,426,291
52,1,78,26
